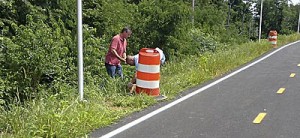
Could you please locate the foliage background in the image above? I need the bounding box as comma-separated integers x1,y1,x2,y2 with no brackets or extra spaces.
0,0,300,137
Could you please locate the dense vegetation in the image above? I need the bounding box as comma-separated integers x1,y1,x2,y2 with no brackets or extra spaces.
1,0,300,137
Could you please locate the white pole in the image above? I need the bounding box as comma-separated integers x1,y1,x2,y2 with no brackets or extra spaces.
297,10,300,33
1,28,3,46
192,0,195,25
77,0,84,101
259,0,263,42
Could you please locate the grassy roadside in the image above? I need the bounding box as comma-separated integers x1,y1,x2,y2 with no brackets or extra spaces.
1,34,300,137
161,34,300,98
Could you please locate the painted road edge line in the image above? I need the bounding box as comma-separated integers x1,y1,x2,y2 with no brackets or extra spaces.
99,41,300,138
253,113,267,124
277,88,286,94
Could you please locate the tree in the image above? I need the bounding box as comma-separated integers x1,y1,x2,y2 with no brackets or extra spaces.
255,0,294,37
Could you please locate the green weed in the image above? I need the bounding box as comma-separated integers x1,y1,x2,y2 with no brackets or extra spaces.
1,34,299,137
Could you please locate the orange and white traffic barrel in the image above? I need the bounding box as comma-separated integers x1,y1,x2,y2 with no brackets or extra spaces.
268,30,277,48
136,48,160,96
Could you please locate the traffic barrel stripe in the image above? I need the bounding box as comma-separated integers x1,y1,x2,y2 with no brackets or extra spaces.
137,71,160,81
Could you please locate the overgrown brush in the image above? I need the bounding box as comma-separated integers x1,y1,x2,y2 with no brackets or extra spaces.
1,34,299,137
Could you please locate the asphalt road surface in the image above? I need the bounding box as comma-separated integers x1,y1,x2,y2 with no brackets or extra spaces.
91,41,300,138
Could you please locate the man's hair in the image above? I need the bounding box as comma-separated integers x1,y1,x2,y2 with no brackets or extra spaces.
126,55,131,63
121,27,131,33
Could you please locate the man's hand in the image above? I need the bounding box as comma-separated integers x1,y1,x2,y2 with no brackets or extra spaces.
127,82,136,94
121,57,126,62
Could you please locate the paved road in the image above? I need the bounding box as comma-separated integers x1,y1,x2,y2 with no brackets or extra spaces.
91,41,300,138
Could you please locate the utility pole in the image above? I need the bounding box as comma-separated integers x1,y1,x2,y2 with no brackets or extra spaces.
77,0,84,101
259,0,263,42
297,10,300,34
192,0,195,25
1,27,3,46
227,0,234,28
249,18,252,38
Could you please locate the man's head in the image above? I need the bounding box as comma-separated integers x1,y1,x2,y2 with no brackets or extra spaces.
120,27,132,39
126,55,135,66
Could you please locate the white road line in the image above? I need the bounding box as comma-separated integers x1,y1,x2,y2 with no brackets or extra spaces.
100,40,300,138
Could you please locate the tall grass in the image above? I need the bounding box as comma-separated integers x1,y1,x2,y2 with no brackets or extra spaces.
1,34,299,137
161,34,300,98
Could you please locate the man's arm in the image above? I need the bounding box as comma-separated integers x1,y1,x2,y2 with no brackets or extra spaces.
123,52,127,63
111,49,126,62
110,36,126,62
123,52,126,59
131,72,137,84
128,72,137,93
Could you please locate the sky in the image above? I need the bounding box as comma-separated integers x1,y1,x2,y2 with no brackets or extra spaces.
291,0,300,5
